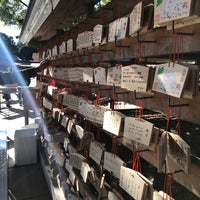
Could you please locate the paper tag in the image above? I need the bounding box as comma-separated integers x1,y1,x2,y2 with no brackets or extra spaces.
63,137,70,151
68,95,79,111
69,153,85,171
67,119,74,134
61,115,69,128
121,64,149,92
106,65,122,86
157,131,167,173
120,166,147,200
129,2,142,35
75,125,84,139
80,161,91,183
103,152,124,179
69,168,76,186
103,110,124,136
167,131,191,174
93,24,103,44
124,117,153,146
82,67,94,82
89,141,104,165
79,98,89,117
94,67,107,84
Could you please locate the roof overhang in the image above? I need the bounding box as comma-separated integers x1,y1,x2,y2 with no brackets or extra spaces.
20,0,99,47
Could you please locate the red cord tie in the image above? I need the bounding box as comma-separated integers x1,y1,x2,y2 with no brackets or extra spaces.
166,106,172,131
97,127,101,142
164,172,174,200
85,150,89,163
132,152,141,173
135,99,143,118
96,90,101,105
176,107,181,135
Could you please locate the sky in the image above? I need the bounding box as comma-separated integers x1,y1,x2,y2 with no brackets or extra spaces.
0,22,21,42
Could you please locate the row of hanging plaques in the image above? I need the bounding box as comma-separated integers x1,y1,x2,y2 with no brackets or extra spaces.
43,104,191,200
42,92,191,176
42,62,189,98
41,0,199,59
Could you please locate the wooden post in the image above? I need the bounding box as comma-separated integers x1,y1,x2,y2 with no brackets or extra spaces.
23,98,29,125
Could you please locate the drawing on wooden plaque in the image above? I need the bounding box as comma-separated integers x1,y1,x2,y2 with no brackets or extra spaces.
94,67,107,84
154,0,192,25
152,62,189,98
129,1,143,36
79,98,88,117
167,132,191,174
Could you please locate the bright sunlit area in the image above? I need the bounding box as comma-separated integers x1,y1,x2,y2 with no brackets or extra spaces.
0,22,20,43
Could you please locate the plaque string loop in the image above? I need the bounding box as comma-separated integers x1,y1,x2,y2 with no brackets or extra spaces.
132,151,141,173
163,172,174,200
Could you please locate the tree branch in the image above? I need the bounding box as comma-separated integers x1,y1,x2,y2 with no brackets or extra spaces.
19,0,28,7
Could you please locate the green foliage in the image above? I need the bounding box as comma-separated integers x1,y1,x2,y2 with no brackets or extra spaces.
0,0,27,27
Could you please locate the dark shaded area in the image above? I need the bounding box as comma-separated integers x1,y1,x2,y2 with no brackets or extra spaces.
8,164,52,200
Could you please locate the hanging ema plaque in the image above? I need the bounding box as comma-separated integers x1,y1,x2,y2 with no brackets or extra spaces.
167,131,191,174
124,117,154,146
154,0,192,25
121,65,149,92
152,62,189,98
129,1,143,36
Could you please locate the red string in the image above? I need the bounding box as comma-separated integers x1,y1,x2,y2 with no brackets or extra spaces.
176,107,181,135
135,99,143,118
132,152,141,173
164,172,174,199
85,150,89,163
49,79,56,87
86,86,91,100
55,101,59,108
97,127,101,142
96,90,101,105
112,93,118,111
169,33,184,66
136,42,145,64
166,106,172,131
